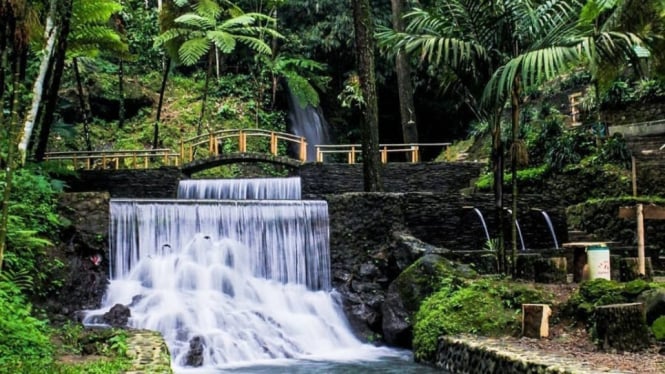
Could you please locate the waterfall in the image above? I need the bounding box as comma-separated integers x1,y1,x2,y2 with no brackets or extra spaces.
86,177,390,370
472,208,491,243
287,88,331,162
539,210,560,249
177,177,302,200
506,209,527,252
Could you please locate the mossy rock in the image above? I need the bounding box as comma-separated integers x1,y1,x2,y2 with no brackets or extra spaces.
394,254,475,313
412,278,553,363
652,316,665,341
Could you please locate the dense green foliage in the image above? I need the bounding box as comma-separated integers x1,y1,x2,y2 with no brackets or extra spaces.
564,279,652,323
0,167,66,298
413,277,553,362
653,316,665,341
0,281,54,372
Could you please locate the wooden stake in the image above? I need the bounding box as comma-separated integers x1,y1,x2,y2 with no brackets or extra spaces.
637,204,646,276
631,156,637,197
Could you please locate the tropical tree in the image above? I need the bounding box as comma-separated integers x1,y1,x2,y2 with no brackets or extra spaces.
390,0,418,145
154,0,280,135
352,0,383,192
379,0,642,273
31,0,127,160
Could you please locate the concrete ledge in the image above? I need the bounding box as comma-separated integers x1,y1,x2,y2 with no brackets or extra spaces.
435,335,625,374
125,330,173,373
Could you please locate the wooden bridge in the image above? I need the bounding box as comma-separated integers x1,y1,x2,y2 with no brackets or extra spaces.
44,129,450,172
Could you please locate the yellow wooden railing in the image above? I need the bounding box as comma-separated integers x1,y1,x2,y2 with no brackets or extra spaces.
44,149,180,170
315,143,451,164
180,129,307,163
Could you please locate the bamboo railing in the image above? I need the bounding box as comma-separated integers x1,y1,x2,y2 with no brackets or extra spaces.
44,130,450,170
44,149,180,170
180,129,307,163
315,143,451,164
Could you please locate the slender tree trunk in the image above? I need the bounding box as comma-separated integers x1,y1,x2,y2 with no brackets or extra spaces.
197,51,214,135
34,0,73,161
510,79,522,276
491,112,505,273
390,0,418,145
73,57,92,151
352,0,383,192
18,0,59,164
0,2,8,103
0,66,21,272
154,57,171,149
118,57,125,128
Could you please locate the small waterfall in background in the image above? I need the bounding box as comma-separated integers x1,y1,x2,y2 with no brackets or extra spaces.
286,88,331,162
506,209,527,252
472,208,491,243
86,177,399,371
539,210,560,249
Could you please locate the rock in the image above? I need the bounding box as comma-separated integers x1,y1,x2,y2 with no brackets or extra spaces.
102,303,131,327
382,281,413,348
382,254,475,348
638,288,665,325
185,336,205,367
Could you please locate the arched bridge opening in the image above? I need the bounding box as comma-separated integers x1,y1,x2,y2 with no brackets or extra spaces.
181,152,302,176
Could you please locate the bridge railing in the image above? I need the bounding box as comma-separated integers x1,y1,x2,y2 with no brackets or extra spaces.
181,129,307,163
44,149,180,170
315,143,451,164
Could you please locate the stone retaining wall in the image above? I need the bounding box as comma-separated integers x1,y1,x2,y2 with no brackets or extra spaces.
299,162,485,195
435,336,622,374
60,168,185,198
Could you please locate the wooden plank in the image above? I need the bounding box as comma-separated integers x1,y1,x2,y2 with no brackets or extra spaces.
619,205,665,220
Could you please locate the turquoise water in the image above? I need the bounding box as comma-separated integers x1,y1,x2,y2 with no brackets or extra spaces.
213,353,444,373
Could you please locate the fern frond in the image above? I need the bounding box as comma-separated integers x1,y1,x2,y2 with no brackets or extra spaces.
174,14,216,30
207,31,236,54
234,35,271,55
178,37,211,65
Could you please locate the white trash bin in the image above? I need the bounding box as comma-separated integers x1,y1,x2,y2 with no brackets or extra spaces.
587,243,611,280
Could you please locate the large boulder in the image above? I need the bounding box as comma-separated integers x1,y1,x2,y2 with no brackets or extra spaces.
102,304,131,327
382,254,475,348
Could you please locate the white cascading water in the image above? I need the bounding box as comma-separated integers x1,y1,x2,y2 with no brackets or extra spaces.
86,177,390,371
177,177,302,200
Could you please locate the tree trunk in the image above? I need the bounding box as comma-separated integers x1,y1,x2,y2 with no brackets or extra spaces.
0,66,21,272
153,57,171,149
18,0,59,164
0,1,8,103
352,0,383,192
390,0,418,145
490,112,505,272
34,0,73,161
118,57,125,128
73,57,92,151
594,303,650,352
522,304,552,338
510,79,521,275
197,51,214,135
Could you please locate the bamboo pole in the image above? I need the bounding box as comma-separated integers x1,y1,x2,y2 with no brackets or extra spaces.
632,156,637,197
637,204,646,276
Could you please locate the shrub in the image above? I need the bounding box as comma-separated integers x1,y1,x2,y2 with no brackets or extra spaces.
412,278,552,362
0,281,54,372
652,316,665,341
